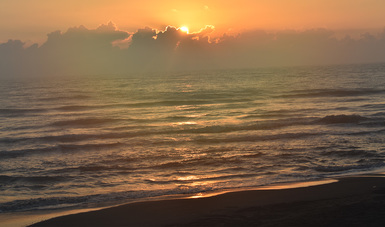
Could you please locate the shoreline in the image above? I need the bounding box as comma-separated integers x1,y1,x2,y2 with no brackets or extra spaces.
22,173,385,227
0,178,337,227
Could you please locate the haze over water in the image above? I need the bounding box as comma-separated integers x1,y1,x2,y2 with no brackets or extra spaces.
1,63,385,213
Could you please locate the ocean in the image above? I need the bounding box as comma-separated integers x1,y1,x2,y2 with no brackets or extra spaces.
1,63,385,214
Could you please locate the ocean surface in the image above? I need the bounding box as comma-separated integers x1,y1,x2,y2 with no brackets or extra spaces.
1,63,385,213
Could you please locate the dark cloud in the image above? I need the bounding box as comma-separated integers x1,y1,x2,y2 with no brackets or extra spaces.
1,23,385,77
127,25,216,71
38,22,129,75
0,39,38,76
0,22,129,77
210,28,385,68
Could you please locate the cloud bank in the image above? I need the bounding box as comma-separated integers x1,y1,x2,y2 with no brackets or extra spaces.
1,22,385,77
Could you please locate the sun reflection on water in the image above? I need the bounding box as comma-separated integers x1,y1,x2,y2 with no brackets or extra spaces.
177,175,199,181
175,121,197,125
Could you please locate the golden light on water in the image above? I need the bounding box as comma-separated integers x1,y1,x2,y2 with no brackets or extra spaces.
175,121,197,125
177,176,198,181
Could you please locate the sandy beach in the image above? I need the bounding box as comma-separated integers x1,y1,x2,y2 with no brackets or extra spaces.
27,174,385,227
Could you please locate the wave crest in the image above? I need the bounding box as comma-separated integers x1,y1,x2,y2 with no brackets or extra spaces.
317,114,368,124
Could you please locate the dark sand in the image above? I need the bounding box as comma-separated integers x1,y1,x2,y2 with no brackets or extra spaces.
30,174,385,227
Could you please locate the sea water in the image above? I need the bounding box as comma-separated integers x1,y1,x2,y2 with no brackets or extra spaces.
1,63,385,213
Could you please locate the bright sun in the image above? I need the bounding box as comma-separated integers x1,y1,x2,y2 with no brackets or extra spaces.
180,26,189,33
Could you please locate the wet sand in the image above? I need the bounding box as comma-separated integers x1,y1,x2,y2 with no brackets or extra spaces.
29,174,385,227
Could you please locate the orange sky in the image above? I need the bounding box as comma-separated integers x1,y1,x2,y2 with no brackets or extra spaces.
1,0,385,43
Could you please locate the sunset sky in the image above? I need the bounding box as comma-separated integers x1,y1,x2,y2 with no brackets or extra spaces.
2,0,385,43
1,0,385,76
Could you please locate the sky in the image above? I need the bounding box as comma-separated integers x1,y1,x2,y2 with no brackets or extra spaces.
2,0,385,43
1,0,385,76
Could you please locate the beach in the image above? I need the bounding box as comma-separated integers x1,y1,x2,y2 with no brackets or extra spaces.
29,173,385,227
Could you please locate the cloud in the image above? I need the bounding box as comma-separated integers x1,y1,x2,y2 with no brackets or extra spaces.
0,39,39,76
126,25,217,71
1,22,129,76
1,23,385,77
129,25,214,50
210,28,385,68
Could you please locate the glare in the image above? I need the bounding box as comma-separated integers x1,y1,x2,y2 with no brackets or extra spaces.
177,176,198,181
175,121,197,125
180,26,189,34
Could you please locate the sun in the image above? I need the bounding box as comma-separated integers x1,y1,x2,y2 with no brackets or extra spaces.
179,26,189,34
